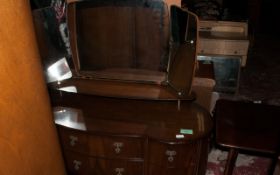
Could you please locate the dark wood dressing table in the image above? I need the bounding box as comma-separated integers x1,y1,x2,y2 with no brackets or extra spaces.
37,1,214,174
49,82,213,175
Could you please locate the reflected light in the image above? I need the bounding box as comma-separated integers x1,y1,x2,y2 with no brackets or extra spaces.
58,86,77,93
46,57,72,83
53,107,86,131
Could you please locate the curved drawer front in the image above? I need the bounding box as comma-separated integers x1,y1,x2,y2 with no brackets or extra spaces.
64,151,143,175
148,140,198,175
89,135,145,159
59,127,89,153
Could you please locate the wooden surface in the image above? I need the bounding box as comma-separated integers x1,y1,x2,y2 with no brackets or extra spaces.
199,20,248,36
0,1,65,175
50,89,213,175
214,99,280,175
49,78,197,100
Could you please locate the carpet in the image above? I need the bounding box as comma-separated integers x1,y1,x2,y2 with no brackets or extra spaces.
207,149,271,175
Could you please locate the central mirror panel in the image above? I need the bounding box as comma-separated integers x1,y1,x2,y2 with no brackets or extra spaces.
71,0,170,83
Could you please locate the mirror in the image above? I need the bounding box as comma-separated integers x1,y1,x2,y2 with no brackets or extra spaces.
33,0,199,99
167,6,198,96
68,0,170,84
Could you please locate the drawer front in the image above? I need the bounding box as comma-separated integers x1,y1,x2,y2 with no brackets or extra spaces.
89,135,144,159
64,151,91,175
199,39,249,56
148,141,198,175
90,158,144,175
64,151,143,175
58,127,88,153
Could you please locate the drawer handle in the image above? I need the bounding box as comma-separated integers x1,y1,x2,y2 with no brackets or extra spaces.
69,135,78,146
115,168,124,175
113,142,124,154
73,160,82,170
165,150,177,162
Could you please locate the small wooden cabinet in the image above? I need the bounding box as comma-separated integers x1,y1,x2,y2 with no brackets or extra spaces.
198,20,249,67
51,89,212,175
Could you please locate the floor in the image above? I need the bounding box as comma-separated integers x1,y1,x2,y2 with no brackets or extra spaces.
207,149,271,175
206,33,280,174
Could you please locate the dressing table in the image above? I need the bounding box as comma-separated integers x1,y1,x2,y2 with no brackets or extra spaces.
35,0,214,174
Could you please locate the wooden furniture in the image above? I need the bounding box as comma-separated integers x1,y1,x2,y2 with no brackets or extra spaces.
50,89,213,175
214,99,280,175
38,0,213,174
198,20,249,67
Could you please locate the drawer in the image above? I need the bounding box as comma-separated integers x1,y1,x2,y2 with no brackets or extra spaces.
148,141,198,170
64,151,91,175
58,127,88,153
199,39,249,56
148,165,195,175
90,158,144,175
89,135,144,159
64,151,144,175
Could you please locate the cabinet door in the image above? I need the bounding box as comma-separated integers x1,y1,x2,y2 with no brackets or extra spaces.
148,141,199,175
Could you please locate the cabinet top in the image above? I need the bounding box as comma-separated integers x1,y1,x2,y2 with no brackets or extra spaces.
51,89,213,143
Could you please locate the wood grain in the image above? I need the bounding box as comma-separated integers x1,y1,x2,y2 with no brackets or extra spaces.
0,1,65,174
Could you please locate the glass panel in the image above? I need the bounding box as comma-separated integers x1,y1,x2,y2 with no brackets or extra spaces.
197,55,241,93
73,0,170,83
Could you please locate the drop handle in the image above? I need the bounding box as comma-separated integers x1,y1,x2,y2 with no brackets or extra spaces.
73,160,82,170
69,135,78,146
166,150,177,162
113,142,124,154
115,167,124,175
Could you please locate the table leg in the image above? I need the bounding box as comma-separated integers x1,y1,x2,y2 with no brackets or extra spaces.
272,156,280,175
224,148,238,175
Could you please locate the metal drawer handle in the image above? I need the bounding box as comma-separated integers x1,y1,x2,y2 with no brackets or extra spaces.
73,160,82,170
165,150,177,162
115,168,124,175
69,135,78,146
113,142,124,154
